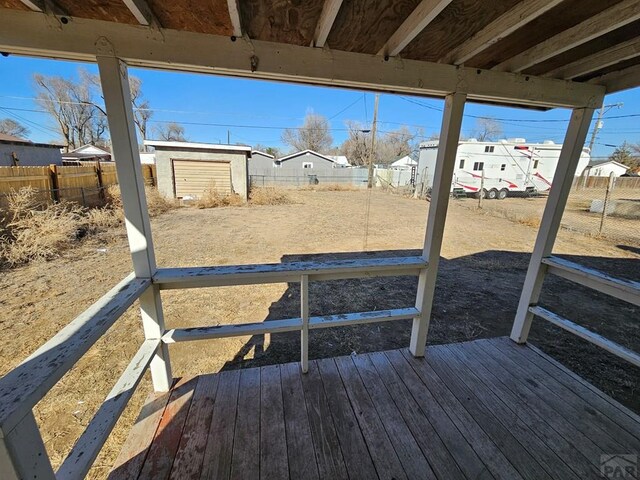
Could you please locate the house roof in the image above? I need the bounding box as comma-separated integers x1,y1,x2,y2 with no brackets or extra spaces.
587,159,630,170
0,133,64,149
62,144,112,159
327,155,351,166
145,140,251,152
251,150,275,159
391,156,417,167
278,150,336,163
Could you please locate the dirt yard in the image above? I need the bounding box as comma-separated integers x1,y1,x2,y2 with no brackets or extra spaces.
0,189,638,478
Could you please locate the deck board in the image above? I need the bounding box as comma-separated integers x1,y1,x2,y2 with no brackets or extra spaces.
111,338,640,479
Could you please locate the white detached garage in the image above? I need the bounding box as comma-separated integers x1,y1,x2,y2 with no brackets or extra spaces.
145,141,250,201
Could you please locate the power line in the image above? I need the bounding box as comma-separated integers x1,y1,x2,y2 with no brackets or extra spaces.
328,95,362,120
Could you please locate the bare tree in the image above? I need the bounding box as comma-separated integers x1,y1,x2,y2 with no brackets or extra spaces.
154,122,188,142
341,123,421,166
0,118,30,138
254,144,281,158
471,117,503,141
281,112,333,152
34,70,108,150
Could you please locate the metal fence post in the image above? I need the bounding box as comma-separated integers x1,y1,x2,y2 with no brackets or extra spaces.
598,171,615,235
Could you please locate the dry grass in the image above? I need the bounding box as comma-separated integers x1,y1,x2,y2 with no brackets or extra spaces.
249,187,293,205
299,183,358,192
0,185,176,267
196,189,245,209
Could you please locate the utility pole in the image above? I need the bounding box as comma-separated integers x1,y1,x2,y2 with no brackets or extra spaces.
367,93,380,189
227,130,231,144
587,102,623,153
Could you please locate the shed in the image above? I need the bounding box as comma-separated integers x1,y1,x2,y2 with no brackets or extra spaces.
0,133,63,166
586,159,630,177
276,150,338,170
61,144,111,164
145,140,250,200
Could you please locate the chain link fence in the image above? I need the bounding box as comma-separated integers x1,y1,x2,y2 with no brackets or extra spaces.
561,175,640,243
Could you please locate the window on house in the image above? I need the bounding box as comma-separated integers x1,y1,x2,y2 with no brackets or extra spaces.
473,161,484,171
303,162,313,169
501,164,506,171
459,159,465,169
533,159,539,169
273,160,281,167
484,146,494,153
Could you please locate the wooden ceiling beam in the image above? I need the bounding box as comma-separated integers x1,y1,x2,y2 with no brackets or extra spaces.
440,0,565,65
18,0,43,12
378,0,452,57
544,38,640,80
0,8,605,108
494,0,640,73
227,0,242,38
121,0,154,26
312,0,343,48
588,62,640,93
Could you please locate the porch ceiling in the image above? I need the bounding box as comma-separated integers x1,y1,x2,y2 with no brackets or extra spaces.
4,0,639,108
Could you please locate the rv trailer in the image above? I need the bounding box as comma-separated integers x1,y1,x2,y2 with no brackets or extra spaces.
417,138,590,199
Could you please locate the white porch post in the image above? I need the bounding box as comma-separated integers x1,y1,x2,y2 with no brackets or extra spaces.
410,92,466,357
300,274,309,373
97,56,172,391
510,106,596,343
0,412,55,479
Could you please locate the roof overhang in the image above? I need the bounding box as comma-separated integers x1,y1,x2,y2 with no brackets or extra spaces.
0,9,604,110
145,140,251,152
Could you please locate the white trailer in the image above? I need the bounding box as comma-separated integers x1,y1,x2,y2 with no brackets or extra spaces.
417,138,590,199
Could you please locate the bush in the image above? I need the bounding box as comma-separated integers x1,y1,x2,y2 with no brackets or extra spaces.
0,185,175,267
196,189,245,209
249,187,293,205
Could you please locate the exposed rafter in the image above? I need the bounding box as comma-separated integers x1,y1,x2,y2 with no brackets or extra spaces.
544,38,640,80
440,0,565,65
312,0,343,48
589,63,640,93
377,0,452,57
18,0,43,11
0,8,604,108
493,0,640,72
227,0,242,38
121,0,154,26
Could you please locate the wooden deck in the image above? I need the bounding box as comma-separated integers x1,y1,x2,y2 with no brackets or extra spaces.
108,337,640,480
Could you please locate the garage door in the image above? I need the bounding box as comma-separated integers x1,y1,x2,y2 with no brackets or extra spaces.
172,160,232,198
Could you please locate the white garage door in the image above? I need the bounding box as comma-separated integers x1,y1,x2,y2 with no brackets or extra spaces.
172,159,232,198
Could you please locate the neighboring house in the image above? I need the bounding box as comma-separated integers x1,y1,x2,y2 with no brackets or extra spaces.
390,155,417,170
586,159,629,177
61,144,112,164
145,140,250,200
327,155,351,167
0,133,63,166
139,152,155,164
249,150,276,174
275,150,341,170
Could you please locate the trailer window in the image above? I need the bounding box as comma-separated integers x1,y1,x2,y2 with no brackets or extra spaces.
459,159,465,169
473,162,484,171
533,159,539,169
484,146,494,153
501,164,506,171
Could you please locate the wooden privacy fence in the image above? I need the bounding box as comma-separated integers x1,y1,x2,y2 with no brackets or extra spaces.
0,163,156,208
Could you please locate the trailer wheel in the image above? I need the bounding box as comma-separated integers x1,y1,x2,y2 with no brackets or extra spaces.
475,189,487,199
498,188,508,200
487,189,498,200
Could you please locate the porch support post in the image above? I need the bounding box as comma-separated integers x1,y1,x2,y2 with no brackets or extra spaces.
0,412,55,480
97,56,172,391
510,106,596,343
410,92,466,357
300,274,309,373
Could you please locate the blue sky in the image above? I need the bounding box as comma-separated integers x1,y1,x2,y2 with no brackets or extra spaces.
0,55,638,158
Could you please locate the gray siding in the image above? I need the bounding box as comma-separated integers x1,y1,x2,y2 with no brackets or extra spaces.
155,147,249,200
249,152,275,174
0,144,62,166
278,152,334,170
